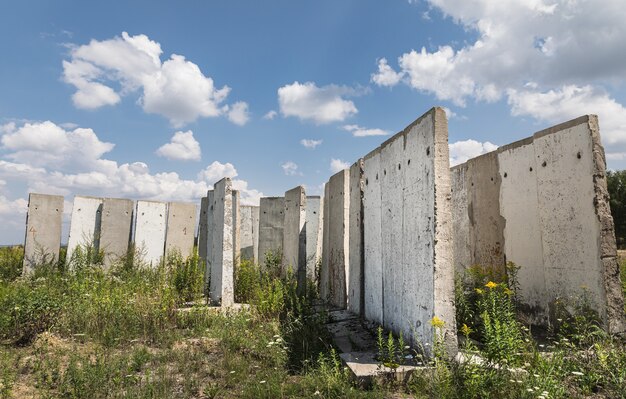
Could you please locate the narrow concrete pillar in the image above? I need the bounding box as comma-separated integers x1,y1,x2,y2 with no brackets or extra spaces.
209,178,235,306
205,191,214,283
23,193,64,273
320,184,331,302
165,202,197,259
258,197,285,267
363,149,383,325
305,196,323,282
134,200,167,267
283,186,307,287
348,159,365,316
198,196,209,263
232,190,241,268
66,195,103,264
99,198,133,269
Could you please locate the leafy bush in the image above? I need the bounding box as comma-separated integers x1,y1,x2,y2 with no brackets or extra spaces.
0,245,23,282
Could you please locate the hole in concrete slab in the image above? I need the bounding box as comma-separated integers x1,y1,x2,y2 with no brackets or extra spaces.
398,163,401,170
159,214,162,217
542,161,547,167
504,172,508,178
530,167,533,171
365,178,369,186
142,212,145,216
471,182,474,186
426,147,430,155
55,208,58,212
577,151,582,159
490,177,494,181
384,169,386,175
376,173,378,180
408,159,411,165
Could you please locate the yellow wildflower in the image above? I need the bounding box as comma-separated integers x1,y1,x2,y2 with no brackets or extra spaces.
430,316,445,328
460,323,473,336
485,281,498,289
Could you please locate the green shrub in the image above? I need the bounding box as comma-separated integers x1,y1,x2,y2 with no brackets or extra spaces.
235,258,261,303
0,246,23,282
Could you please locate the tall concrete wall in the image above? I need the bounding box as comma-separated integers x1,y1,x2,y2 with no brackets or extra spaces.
66,196,103,263
204,191,214,283
209,178,234,306
283,186,307,286
348,159,364,315
320,184,331,301
100,198,133,268
165,202,197,259
240,205,260,262
361,108,456,353
305,196,323,281
23,193,64,273
452,115,626,333
135,200,167,267
232,190,241,267
198,196,209,263
323,169,350,308
258,197,284,267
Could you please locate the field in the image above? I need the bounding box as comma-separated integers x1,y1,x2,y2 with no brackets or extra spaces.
0,246,625,398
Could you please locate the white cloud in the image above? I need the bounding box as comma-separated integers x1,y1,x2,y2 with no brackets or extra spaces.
0,121,263,243
371,58,403,87
300,139,322,149
62,32,246,127
330,158,350,173
263,110,277,120
226,101,250,126
155,130,201,161
278,81,358,124
343,124,389,137
449,139,498,166
281,161,301,176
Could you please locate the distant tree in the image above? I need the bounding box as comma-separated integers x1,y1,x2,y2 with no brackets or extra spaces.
607,170,626,248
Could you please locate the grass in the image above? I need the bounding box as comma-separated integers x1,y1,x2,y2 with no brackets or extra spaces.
0,248,625,398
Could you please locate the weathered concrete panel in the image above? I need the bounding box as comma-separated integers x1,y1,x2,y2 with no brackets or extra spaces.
134,200,167,267
204,191,214,282
66,196,103,263
498,140,545,322
100,198,133,268
450,165,471,274
283,186,306,281
258,197,284,267
348,159,364,315
240,205,259,261
320,184,331,301
327,169,350,308
232,190,241,267
210,178,234,306
23,193,64,273
198,197,209,263
305,196,322,281
165,202,197,259
363,149,383,324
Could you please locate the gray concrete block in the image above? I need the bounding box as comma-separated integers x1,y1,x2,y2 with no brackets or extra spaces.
232,190,241,268
320,184,331,301
348,159,364,316
326,169,350,309
23,193,64,273
204,191,214,282
240,205,260,262
66,196,103,264
258,197,284,267
100,198,133,269
165,202,197,259
305,196,323,281
134,200,167,267
283,186,307,286
209,178,235,306
198,197,209,263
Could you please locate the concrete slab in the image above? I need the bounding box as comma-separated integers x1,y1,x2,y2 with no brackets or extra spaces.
305,196,323,281
134,200,167,267
209,178,235,306
348,159,364,316
283,186,306,285
99,198,133,268
258,197,284,267
198,196,209,263
240,205,256,261
325,169,350,308
232,190,241,268
66,196,103,264
205,191,214,282
340,352,426,387
320,183,331,302
165,202,197,259
23,193,64,273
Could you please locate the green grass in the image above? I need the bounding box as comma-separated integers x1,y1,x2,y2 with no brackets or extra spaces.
1,248,625,398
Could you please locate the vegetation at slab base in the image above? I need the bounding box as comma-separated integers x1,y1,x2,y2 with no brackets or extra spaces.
607,169,626,248
1,246,626,398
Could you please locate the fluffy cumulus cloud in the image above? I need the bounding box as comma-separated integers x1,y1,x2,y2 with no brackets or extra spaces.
449,139,498,166
156,130,201,161
278,81,358,124
0,121,262,242
62,32,248,127
330,158,349,173
373,0,626,157
263,110,277,120
343,124,389,137
300,139,322,149
281,161,301,176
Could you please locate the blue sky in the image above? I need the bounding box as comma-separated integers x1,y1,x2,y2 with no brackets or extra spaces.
1,0,626,243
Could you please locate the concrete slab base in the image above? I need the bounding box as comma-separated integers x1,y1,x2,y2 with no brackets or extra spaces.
340,351,429,387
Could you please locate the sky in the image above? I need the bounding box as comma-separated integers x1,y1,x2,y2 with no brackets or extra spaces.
1,0,626,244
